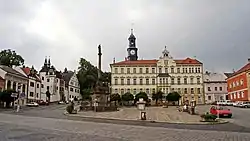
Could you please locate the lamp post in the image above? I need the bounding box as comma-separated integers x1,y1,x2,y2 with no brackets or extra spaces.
16,84,22,112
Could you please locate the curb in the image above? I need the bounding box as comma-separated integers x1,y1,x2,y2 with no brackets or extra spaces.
63,112,228,125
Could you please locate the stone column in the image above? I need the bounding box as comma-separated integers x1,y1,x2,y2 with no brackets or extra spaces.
97,44,102,80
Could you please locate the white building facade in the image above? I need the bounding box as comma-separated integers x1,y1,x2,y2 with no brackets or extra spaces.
39,58,65,102
15,67,42,102
0,65,28,106
110,31,205,104
204,72,228,104
62,69,81,101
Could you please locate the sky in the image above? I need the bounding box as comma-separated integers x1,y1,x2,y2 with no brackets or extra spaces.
1,0,250,73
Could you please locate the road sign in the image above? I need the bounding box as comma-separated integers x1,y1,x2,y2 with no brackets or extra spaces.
11,93,18,98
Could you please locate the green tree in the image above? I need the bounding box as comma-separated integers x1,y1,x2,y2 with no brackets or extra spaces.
0,89,16,108
110,93,121,106
122,92,134,105
81,88,92,100
135,92,148,102
152,91,163,105
166,92,181,104
0,49,25,67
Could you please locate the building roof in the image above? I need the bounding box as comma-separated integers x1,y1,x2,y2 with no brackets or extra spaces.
0,65,27,78
111,58,202,66
203,72,227,82
224,72,234,78
0,76,4,80
228,62,250,78
62,71,74,86
21,67,41,82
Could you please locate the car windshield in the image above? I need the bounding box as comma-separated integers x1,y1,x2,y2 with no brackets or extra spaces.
217,106,228,110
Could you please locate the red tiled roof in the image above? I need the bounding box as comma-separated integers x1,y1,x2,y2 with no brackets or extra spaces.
22,67,41,82
111,58,202,66
229,62,250,78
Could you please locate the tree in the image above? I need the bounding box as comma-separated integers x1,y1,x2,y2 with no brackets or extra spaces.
122,92,134,105
110,93,121,106
0,89,16,108
135,92,148,102
152,91,163,105
81,88,92,100
0,49,25,67
166,92,181,105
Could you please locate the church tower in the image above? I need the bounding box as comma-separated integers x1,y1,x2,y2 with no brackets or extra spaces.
127,29,138,61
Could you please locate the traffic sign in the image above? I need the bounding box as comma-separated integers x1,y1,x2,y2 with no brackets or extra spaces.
11,93,18,98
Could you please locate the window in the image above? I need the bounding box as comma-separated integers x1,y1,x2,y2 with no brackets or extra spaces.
177,78,181,85
121,79,124,85
133,79,137,85
208,96,211,100
159,68,162,73
75,89,77,92
185,68,188,73
197,88,201,94
47,79,50,82
30,82,34,87
152,79,155,85
146,88,149,94
37,93,39,98
171,78,174,85
152,88,156,94
190,78,194,84
171,88,174,92
215,87,217,91
191,68,194,73
237,92,240,98
56,86,58,90
115,79,118,85
184,78,187,84
165,68,168,73
182,68,185,73
219,87,222,91
152,68,155,73
146,79,149,85
127,89,130,93
140,88,143,92
127,68,130,74
121,68,124,73
159,78,162,84
178,88,181,93
184,88,188,94
133,68,136,73
115,68,118,73
177,68,180,73
191,88,194,94
127,79,130,85
195,68,198,73
133,89,136,94
139,68,143,73
189,68,191,73
121,89,124,94
41,84,44,88
140,79,143,85
47,86,49,90
146,68,149,73
198,68,201,73
37,84,39,88
197,78,200,84
171,67,174,73
241,91,244,98
30,92,34,97
115,89,118,93
70,88,73,92
208,87,211,91
240,79,243,85
162,78,165,84
236,81,239,86
42,77,44,80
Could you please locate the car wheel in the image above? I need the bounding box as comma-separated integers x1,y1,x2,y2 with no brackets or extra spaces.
228,115,232,118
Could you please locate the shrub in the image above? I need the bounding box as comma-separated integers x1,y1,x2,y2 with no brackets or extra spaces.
66,104,74,114
201,113,217,121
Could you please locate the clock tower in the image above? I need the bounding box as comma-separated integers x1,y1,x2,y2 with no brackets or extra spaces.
127,29,138,61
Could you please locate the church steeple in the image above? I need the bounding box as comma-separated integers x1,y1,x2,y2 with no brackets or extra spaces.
48,56,51,67
44,56,48,66
127,28,138,61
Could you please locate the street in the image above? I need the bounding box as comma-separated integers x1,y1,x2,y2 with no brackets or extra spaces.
1,113,250,141
226,106,250,128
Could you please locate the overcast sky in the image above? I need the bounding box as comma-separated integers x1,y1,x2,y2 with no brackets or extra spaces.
1,0,250,72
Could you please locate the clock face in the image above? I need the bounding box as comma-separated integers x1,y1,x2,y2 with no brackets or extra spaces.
130,50,135,55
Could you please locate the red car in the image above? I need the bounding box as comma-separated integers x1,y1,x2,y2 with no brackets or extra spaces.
210,106,232,118
37,100,49,106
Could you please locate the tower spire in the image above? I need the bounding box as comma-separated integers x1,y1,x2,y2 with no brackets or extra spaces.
44,56,47,66
48,56,51,67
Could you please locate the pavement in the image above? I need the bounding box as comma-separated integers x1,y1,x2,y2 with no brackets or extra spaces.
1,113,250,141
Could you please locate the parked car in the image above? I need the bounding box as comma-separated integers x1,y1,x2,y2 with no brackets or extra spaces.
58,101,64,104
26,102,39,107
210,106,232,118
238,101,250,108
234,101,243,107
37,100,49,106
225,101,234,106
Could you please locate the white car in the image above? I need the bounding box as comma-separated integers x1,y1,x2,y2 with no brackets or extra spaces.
26,102,39,107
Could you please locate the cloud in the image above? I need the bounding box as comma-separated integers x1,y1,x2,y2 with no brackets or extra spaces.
1,0,250,73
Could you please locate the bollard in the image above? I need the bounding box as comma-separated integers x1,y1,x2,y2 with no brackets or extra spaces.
16,105,20,112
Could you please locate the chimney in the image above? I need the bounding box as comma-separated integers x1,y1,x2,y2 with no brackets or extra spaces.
125,57,127,61
113,57,116,64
